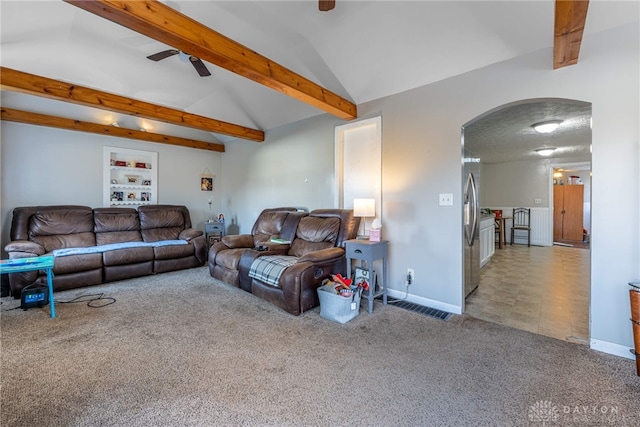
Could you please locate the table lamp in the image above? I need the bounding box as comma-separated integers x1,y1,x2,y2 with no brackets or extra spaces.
353,198,375,239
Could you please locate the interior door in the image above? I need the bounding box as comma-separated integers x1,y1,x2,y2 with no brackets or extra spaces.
563,185,584,240
553,186,564,240
553,185,584,241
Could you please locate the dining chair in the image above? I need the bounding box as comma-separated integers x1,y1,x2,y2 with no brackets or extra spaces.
510,207,531,247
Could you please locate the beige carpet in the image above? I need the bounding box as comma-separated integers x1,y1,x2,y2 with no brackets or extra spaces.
1,267,638,426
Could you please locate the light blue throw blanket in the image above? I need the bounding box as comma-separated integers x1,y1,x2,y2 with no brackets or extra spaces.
52,240,188,257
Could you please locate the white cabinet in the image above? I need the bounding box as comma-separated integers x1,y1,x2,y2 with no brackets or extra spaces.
103,146,158,207
479,216,495,269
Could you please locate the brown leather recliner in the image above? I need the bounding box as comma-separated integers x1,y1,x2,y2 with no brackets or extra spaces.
238,209,360,315
208,207,303,289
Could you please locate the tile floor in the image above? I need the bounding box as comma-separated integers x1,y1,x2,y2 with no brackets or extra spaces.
465,243,590,344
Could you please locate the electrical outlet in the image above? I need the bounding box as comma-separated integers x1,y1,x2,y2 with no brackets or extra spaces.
406,268,415,286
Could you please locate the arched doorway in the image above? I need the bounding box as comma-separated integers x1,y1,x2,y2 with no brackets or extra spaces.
461,98,592,342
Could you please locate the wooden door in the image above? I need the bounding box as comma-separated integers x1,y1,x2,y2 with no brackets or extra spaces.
562,185,584,240
554,185,585,241
553,186,564,240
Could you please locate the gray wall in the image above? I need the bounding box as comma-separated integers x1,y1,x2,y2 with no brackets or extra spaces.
0,125,223,250
220,23,638,358
1,24,637,359
481,159,553,208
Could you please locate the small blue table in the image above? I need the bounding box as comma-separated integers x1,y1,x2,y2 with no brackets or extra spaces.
0,256,56,318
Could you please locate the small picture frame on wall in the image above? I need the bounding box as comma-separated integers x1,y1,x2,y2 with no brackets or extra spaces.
201,177,213,191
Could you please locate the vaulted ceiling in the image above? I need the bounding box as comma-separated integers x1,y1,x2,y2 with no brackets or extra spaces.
1,1,638,158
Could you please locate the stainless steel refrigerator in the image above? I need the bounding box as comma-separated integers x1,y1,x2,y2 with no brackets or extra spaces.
463,151,480,297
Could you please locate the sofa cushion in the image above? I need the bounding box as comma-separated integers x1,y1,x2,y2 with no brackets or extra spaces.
289,216,340,257
52,253,103,275
94,208,143,245
139,208,184,242
253,212,290,244
29,209,96,252
153,244,194,260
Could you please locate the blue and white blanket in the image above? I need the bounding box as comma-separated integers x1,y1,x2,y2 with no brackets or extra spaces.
52,240,188,257
248,255,298,288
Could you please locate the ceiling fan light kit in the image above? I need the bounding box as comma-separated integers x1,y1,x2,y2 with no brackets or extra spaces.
532,120,563,134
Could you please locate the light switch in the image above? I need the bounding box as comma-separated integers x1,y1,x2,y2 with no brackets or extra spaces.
534,198,542,204
439,193,453,206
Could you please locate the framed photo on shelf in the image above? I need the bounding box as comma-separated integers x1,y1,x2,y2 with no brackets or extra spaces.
125,175,141,185
140,192,151,202
127,192,137,201
142,180,151,186
111,191,123,201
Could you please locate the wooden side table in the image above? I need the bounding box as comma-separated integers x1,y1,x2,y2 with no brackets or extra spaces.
345,239,388,313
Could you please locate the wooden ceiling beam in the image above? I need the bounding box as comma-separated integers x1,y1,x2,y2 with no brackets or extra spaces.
554,0,590,69
64,0,357,121
0,67,264,142
1,107,225,153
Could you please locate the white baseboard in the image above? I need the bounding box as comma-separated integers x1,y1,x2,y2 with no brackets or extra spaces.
590,338,635,360
386,289,462,315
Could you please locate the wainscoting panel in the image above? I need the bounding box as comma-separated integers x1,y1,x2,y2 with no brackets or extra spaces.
495,207,552,246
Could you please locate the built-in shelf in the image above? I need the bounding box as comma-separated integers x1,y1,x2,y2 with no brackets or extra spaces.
104,146,158,207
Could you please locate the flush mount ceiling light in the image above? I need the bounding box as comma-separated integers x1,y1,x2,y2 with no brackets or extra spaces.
532,120,563,134
535,147,556,156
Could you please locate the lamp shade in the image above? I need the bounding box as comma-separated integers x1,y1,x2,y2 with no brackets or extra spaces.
353,198,375,217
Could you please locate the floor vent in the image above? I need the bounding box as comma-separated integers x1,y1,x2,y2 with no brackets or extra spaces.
386,297,452,321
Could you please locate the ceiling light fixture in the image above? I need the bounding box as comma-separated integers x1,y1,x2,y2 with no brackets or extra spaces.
532,120,563,134
111,121,120,127
535,147,556,156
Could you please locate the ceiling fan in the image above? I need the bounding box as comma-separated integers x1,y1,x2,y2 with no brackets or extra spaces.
319,0,335,12
146,49,211,77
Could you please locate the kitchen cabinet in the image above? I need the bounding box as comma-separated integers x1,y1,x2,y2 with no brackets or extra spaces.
103,146,158,207
553,185,584,241
479,216,495,268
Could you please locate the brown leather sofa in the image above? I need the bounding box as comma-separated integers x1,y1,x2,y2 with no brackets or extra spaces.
4,204,206,297
208,207,303,289
237,209,360,315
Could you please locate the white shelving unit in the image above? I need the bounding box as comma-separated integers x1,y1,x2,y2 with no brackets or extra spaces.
103,146,158,207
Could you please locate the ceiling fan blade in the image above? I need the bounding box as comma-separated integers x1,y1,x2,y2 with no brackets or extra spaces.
190,56,211,77
319,0,335,12
146,49,179,61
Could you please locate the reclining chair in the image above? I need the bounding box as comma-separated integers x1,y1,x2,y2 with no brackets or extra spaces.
208,207,302,288
238,209,360,315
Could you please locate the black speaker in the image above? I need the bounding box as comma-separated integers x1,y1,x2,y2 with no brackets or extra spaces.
21,284,49,310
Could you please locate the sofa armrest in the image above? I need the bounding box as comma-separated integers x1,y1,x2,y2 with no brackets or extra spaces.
4,240,46,257
179,228,203,241
297,247,344,263
222,234,254,248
